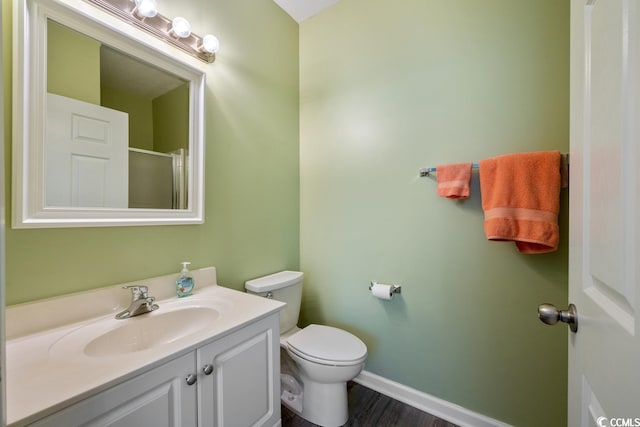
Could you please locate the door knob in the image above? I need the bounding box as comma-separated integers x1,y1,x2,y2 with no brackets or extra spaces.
538,303,578,333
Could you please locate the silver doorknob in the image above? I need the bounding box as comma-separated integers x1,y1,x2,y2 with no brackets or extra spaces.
202,364,214,375
538,303,578,333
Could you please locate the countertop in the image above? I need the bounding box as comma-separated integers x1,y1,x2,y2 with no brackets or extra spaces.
5,267,284,426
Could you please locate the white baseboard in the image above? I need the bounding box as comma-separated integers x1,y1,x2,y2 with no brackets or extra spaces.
353,370,513,427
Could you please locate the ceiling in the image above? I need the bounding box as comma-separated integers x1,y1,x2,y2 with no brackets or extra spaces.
100,46,186,99
273,0,341,23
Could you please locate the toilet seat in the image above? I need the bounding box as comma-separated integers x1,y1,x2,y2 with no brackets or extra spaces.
286,324,367,367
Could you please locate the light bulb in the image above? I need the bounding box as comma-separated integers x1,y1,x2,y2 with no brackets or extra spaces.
201,35,220,54
134,0,157,18
171,17,191,38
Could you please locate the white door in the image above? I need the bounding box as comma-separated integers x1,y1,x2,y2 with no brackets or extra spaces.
568,0,640,425
46,93,129,208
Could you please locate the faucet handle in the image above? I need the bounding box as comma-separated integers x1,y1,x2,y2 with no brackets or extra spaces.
122,285,149,299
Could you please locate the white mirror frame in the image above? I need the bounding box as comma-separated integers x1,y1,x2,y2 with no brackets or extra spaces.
13,0,206,228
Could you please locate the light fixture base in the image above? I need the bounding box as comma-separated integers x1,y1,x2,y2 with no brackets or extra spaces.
84,0,216,63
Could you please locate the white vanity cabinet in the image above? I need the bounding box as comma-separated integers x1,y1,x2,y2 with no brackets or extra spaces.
30,353,198,427
29,314,280,427
196,313,280,427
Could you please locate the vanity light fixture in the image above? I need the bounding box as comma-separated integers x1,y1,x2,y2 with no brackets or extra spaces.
171,17,191,38
132,0,157,18
85,0,219,63
200,34,220,54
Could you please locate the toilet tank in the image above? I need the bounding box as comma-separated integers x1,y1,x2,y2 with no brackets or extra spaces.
245,271,303,334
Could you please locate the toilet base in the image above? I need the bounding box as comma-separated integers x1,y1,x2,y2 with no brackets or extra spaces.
299,376,348,427
280,374,303,414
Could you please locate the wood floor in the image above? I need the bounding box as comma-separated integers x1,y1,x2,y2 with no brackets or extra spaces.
281,381,459,427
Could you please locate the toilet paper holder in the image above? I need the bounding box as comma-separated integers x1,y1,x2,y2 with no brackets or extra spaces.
369,281,402,294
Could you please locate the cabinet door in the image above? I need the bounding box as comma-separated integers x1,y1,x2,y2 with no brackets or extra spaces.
31,353,197,427
197,314,280,427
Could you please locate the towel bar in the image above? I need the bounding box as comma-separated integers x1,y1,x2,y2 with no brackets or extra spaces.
420,154,569,177
419,163,479,177
419,153,570,188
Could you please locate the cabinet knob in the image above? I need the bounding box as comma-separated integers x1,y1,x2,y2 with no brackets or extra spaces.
202,364,214,375
185,374,197,386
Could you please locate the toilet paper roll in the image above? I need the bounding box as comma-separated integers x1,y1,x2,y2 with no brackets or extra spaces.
370,283,394,300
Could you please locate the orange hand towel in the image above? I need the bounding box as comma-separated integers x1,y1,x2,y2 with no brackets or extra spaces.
479,151,561,254
436,162,473,199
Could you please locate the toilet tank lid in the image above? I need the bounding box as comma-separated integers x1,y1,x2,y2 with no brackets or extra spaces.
245,271,303,292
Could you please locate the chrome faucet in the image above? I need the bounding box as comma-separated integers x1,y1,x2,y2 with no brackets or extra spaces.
115,285,159,319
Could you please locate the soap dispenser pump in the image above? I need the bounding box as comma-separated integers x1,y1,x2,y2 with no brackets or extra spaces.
176,262,194,297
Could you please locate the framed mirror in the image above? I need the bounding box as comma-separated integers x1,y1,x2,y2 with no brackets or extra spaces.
13,0,206,228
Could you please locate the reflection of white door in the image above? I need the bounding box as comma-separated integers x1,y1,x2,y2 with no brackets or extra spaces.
46,93,128,208
568,0,640,425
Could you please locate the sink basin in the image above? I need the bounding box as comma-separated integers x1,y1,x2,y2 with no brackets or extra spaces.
85,306,219,357
49,300,227,359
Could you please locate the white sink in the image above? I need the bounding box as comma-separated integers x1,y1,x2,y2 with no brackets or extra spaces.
49,299,229,359
85,306,219,357
6,269,288,427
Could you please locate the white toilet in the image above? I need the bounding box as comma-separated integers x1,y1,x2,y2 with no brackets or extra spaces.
245,271,367,427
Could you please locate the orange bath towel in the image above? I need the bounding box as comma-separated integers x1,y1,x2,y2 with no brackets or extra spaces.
436,162,473,199
479,151,561,254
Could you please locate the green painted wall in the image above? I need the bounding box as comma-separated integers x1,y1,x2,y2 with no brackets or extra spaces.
101,84,154,151
152,84,189,154
5,0,570,424
3,0,300,303
101,83,189,153
299,0,569,426
47,20,100,104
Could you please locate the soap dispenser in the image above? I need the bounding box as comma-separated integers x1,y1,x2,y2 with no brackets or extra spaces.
176,262,194,297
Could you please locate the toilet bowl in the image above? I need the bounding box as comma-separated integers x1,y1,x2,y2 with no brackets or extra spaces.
245,271,368,427
285,324,367,426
